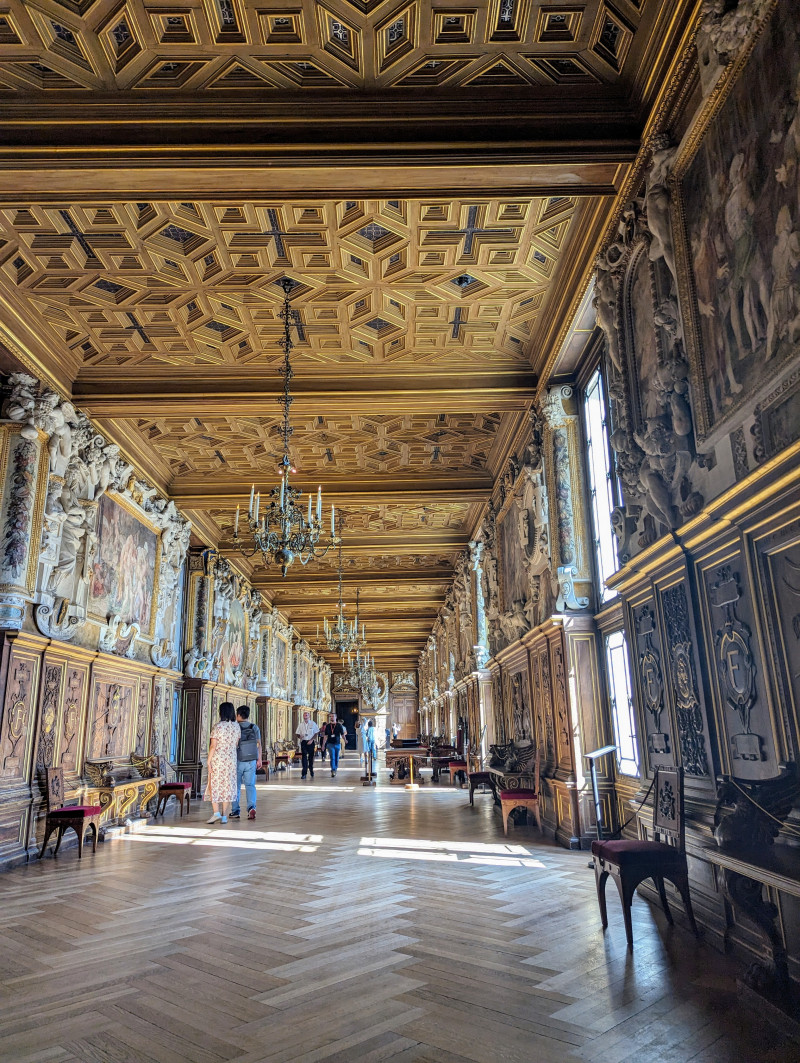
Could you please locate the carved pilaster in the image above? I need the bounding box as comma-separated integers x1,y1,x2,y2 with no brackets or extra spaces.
540,387,591,612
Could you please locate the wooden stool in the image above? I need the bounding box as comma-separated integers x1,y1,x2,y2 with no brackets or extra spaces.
500,789,542,835
151,756,190,817
448,760,467,786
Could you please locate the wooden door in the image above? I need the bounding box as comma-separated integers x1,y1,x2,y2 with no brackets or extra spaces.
392,695,418,739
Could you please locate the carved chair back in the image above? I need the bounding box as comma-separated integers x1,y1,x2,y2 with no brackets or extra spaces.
532,745,541,796
652,766,685,849
44,767,66,811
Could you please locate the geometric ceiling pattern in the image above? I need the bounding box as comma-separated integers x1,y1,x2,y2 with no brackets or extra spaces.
0,1,641,94
131,412,504,478
0,0,689,668
0,197,575,371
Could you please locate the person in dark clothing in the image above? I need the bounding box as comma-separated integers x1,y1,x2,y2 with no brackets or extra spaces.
296,710,320,780
321,713,346,776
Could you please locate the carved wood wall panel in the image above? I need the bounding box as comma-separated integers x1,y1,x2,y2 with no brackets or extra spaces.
628,592,675,771
59,662,89,775
751,508,800,767
656,574,714,786
697,543,780,781
0,641,39,787
36,658,63,772
134,676,151,755
87,673,137,761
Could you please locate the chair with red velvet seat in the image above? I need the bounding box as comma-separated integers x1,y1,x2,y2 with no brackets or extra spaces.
154,756,191,817
38,767,103,860
499,746,542,834
591,766,699,951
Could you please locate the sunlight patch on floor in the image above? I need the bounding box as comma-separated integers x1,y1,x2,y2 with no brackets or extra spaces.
357,836,546,867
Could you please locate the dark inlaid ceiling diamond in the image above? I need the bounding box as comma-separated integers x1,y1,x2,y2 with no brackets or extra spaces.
452,274,477,289
358,222,391,243
161,224,196,245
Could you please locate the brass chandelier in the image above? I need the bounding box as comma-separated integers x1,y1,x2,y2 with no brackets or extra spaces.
233,277,338,577
316,526,366,657
345,643,378,696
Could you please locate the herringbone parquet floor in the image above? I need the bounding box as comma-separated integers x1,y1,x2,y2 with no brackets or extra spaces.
1,758,797,1063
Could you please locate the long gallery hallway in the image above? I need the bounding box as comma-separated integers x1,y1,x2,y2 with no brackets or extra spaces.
0,764,796,1063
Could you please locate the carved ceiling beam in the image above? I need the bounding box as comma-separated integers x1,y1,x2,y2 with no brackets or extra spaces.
253,569,453,588
176,477,492,508
74,371,537,418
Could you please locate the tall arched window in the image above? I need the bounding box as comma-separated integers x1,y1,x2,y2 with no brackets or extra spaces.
582,366,620,603
604,629,639,777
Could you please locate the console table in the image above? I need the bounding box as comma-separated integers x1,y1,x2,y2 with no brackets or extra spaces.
81,774,162,825
386,747,428,785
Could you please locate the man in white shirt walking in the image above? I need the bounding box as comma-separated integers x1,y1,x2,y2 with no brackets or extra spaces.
296,711,320,780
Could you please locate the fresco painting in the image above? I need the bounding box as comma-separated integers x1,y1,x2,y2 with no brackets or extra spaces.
681,8,800,430
89,495,158,631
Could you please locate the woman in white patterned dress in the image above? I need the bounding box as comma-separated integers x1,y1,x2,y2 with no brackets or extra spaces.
205,702,239,824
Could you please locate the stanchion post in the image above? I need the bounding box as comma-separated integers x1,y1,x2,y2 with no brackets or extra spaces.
584,744,617,867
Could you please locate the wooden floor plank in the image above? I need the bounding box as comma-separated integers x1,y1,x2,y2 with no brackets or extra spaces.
0,762,797,1063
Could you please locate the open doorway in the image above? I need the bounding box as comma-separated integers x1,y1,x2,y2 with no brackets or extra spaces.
335,698,360,750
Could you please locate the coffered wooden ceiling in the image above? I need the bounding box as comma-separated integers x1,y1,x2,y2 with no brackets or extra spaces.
0,0,696,669
0,0,646,93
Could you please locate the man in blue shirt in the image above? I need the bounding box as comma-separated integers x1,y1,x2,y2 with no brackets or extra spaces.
231,705,262,821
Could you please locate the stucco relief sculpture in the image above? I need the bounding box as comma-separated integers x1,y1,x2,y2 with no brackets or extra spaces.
2,373,192,655
697,0,772,96
595,161,707,559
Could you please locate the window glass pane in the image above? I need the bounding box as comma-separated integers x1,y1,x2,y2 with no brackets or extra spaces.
605,629,639,777
583,367,619,602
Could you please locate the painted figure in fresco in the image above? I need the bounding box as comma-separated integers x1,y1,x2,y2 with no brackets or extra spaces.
767,205,800,358
724,151,770,355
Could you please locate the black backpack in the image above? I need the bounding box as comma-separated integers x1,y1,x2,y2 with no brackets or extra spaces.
239,723,259,762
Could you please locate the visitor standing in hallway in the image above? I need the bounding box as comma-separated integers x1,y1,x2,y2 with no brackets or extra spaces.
231,705,262,820
205,702,239,824
296,710,320,779
321,713,346,776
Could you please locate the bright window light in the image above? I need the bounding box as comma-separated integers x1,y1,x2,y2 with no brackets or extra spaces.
605,629,639,777
583,367,619,602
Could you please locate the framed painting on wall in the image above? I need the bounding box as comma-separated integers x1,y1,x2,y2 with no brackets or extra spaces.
89,493,161,636
673,2,800,440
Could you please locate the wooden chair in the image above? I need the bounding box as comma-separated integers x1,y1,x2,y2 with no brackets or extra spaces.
499,747,542,835
466,747,495,806
591,766,699,951
154,756,191,817
38,767,103,860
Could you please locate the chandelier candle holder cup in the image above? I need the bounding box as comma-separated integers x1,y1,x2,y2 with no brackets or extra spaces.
233,278,338,576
